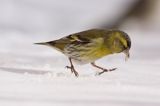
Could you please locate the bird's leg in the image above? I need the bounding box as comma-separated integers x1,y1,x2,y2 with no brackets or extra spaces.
91,62,117,75
66,58,79,77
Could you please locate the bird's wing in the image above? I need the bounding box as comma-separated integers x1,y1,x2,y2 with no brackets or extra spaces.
47,29,108,51
65,29,109,43
47,34,91,51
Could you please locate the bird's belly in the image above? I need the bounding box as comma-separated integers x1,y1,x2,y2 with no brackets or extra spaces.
64,45,111,65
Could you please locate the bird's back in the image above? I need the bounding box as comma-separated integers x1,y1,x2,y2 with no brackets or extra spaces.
47,29,110,51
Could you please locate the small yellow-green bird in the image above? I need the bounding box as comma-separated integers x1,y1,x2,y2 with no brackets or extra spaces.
35,29,131,77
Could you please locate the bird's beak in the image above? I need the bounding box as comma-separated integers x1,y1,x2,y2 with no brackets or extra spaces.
123,49,130,61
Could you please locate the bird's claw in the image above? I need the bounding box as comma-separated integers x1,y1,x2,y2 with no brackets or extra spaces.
66,66,72,69
66,66,79,77
98,68,117,75
73,70,79,77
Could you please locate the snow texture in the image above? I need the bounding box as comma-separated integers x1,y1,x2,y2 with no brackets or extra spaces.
1,27,160,106
0,0,160,106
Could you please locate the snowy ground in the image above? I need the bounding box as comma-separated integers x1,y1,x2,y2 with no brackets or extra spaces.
0,29,160,106
0,0,160,106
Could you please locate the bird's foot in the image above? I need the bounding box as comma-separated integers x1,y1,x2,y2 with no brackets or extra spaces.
66,66,79,77
98,68,117,75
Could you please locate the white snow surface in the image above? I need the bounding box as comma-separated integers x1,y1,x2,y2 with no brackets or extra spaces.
0,0,160,106
0,29,160,106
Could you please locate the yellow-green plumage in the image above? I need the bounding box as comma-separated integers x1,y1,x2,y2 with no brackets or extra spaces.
35,29,131,76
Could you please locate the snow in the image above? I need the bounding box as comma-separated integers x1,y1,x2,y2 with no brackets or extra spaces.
0,29,160,106
1,0,160,106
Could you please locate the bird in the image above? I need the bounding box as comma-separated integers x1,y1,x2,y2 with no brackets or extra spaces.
35,29,131,77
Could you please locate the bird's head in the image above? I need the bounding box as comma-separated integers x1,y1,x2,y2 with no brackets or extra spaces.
106,30,131,61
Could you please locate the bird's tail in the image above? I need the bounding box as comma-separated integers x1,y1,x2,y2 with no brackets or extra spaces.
34,42,49,45
34,41,63,52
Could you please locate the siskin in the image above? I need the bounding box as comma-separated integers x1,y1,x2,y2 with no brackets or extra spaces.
35,29,131,77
